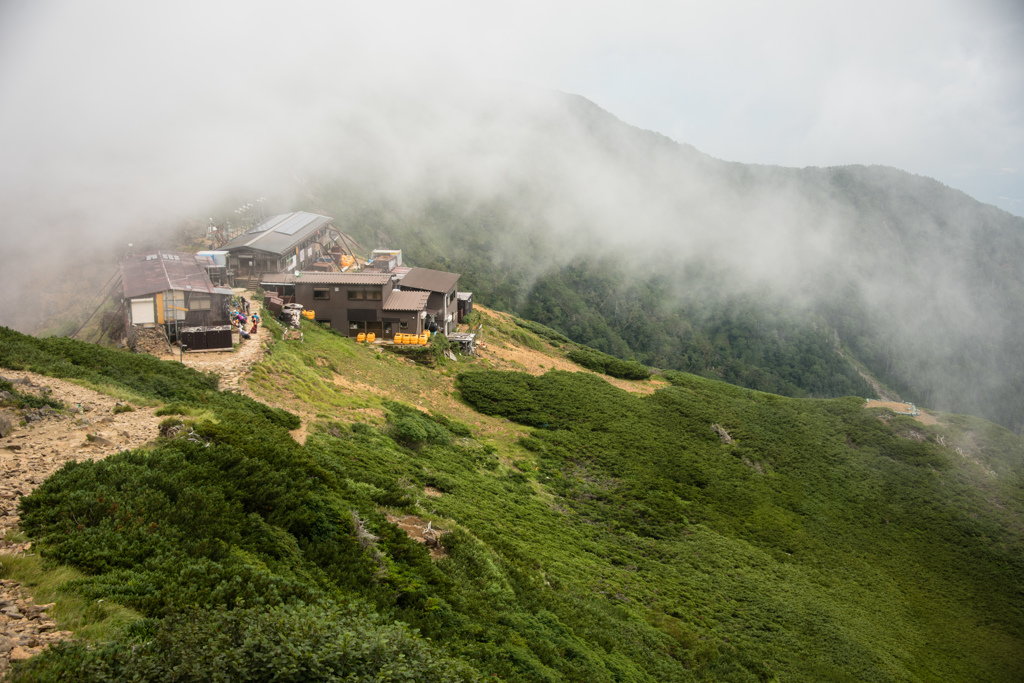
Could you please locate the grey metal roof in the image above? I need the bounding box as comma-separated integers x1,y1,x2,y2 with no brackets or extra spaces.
259,272,393,286
221,212,335,255
383,290,431,311
121,251,219,299
399,267,460,294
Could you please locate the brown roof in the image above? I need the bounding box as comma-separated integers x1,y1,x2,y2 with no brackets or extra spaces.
259,272,392,286
399,267,460,294
121,251,218,299
383,290,431,312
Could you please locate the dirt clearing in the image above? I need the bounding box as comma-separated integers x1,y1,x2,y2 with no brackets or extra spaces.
864,400,938,425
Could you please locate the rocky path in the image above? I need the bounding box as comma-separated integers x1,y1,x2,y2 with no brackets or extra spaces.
156,327,268,394
0,371,164,675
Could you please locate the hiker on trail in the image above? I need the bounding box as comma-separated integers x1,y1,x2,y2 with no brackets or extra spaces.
240,295,248,313
250,320,258,335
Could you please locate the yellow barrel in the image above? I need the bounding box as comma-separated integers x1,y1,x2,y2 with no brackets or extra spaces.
366,332,375,343
418,335,428,346
356,333,366,343
394,334,404,345
401,333,411,344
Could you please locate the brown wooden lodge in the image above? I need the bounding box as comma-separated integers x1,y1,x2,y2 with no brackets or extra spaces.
261,266,471,340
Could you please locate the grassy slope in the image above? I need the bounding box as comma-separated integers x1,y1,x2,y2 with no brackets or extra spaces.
247,307,1023,681
3,309,1023,682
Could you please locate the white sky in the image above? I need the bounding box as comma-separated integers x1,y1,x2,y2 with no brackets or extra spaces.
1,0,1022,216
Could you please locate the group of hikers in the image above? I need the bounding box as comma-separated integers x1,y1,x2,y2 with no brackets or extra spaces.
231,295,260,340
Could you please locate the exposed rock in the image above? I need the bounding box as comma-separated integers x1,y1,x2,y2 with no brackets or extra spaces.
711,423,732,444
0,415,12,438
8,646,33,661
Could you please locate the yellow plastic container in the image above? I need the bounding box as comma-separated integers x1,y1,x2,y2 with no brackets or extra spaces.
366,333,375,343
302,309,315,320
418,335,428,346
356,333,366,343
394,334,404,345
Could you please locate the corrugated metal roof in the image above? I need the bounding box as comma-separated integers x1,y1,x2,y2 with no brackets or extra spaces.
259,272,393,286
220,212,334,255
383,290,431,311
399,267,460,294
121,252,219,299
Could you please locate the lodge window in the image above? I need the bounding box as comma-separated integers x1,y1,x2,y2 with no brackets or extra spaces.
189,296,211,310
399,322,408,329
313,288,330,300
347,289,382,301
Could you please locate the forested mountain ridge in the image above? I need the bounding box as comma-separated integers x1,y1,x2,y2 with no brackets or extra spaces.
297,90,1024,431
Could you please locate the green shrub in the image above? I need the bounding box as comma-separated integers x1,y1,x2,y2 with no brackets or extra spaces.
512,318,573,344
10,603,484,683
0,379,64,411
0,326,298,430
567,348,649,380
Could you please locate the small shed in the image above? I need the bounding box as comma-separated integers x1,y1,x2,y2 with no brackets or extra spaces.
456,292,473,323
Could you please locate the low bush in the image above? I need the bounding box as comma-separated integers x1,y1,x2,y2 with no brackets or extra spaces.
567,348,649,380
0,327,298,429
512,318,573,344
0,379,64,411
10,603,484,683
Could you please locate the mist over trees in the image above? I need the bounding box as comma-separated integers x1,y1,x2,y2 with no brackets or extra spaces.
1,79,1021,431
296,93,1024,431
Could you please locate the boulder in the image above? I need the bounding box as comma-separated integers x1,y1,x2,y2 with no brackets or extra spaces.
8,646,34,661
